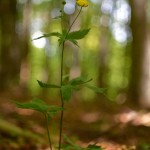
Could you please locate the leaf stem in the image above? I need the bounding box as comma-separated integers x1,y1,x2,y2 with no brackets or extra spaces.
44,113,53,150
58,6,83,150
67,7,83,36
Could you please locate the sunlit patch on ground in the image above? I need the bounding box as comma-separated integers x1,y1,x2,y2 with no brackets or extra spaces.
115,109,150,126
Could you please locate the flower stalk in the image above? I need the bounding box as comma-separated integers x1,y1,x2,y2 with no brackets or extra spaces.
58,6,83,150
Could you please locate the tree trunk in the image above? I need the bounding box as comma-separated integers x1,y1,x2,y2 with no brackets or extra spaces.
0,0,19,89
0,0,31,89
128,0,150,107
19,0,31,87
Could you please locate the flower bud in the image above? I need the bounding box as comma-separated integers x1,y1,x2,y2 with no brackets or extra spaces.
64,3,75,14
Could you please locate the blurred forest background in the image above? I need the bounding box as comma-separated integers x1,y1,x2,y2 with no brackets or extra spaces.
0,0,150,149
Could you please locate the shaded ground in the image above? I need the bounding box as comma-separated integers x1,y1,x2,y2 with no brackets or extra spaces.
0,87,150,150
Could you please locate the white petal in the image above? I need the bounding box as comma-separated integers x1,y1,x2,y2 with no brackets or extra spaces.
64,3,75,15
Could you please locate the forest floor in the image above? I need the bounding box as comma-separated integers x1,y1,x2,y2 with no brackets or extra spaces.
0,87,150,150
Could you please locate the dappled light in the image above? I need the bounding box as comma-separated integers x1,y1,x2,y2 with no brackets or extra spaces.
31,31,46,48
115,109,150,126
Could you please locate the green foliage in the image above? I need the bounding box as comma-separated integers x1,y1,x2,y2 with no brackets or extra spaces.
32,29,90,47
67,39,79,47
61,135,104,150
58,29,91,46
61,84,73,101
14,3,107,150
66,29,90,46
61,76,106,101
85,84,106,94
32,32,62,40
66,29,90,40
37,76,106,102
61,76,92,101
37,80,60,88
69,76,92,86
14,99,62,115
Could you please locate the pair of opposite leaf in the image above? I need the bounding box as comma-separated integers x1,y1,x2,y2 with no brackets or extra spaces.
33,28,90,47
37,76,106,101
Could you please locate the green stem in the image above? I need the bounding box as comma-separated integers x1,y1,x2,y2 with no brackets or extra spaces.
67,7,82,35
58,41,65,150
44,113,53,150
58,7,82,150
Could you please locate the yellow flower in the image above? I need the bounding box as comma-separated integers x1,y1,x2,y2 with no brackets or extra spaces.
76,0,89,7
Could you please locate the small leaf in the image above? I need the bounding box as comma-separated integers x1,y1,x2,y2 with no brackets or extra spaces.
68,39,79,47
14,99,63,115
37,80,60,88
69,76,92,86
66,28,90,40
85,84,106,94
14,99,50,113
32,32,62,40
61,85,73,101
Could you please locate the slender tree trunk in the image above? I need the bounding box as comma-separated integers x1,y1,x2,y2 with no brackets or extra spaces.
140,30,150,107
0,0,19,89
0,0,31,89
128,0,150,107
19,0,31,86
